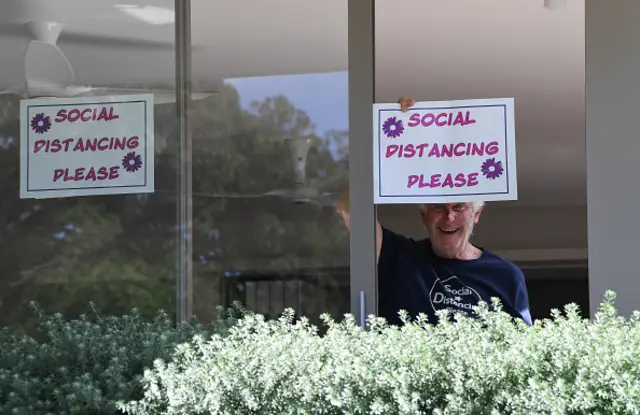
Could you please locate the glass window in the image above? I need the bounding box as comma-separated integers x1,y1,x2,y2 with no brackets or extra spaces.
0,1,350,332
0,5,180,332
189,1,351,324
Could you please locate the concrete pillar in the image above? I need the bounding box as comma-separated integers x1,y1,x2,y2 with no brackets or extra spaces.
586,0,640,318
348,0,377,327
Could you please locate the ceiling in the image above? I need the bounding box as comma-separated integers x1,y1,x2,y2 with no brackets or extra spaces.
0,0,348,85
0,0,587,256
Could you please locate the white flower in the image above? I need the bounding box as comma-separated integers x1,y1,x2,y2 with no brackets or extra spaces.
117,291,640,415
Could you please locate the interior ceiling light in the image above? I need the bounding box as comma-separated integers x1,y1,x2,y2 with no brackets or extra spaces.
544,0,567,10
114,5,174,25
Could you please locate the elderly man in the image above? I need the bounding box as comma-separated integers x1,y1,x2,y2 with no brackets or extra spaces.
336,97,532,326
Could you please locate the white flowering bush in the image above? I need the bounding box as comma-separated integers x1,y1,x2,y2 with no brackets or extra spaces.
119,291,640,415
0,301,248,414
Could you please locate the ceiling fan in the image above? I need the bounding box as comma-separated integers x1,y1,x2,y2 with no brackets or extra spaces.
191,137,345,207
0,20,214,103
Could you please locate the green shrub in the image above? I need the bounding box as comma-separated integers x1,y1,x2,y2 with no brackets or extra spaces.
0,301,248,415
119,292,640,415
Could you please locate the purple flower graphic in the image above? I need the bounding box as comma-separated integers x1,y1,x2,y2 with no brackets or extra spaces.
481,158,504,180
382,116,404,138
30,113,51,134
122,152,143,173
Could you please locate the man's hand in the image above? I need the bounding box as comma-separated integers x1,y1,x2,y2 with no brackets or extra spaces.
337,181,350,212
398,97,416,112
336,182,350,229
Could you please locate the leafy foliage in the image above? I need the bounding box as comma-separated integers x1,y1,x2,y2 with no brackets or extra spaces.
0,301,249,415
119,292,640,415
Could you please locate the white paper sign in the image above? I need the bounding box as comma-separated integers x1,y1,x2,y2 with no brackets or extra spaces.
373,97,517,204
20,94,154,199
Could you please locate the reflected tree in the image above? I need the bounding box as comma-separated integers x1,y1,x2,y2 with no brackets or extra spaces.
0,81,350,333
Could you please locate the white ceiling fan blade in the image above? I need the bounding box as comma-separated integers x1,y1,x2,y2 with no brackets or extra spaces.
26,21,63,45
0,22,75,99
188,190,289,199
195,188,298,200
286,137,313,186
306,192,341,207
61,85,95,96
158,188,336,207
25,40,75,91
263,189,295,198
156,189,293,199
151,90,215,104
71,87,215,104
19,83,92,99
0,86,27,97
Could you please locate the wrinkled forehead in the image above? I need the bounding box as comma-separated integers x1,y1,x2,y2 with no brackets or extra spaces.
420,202,484,212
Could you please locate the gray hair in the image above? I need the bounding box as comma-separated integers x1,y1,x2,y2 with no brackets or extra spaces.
472,201,485,212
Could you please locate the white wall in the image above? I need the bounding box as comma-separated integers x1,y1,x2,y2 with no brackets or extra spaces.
586,0,640,318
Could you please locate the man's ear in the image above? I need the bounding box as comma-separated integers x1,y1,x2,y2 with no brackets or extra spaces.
419,204,428,222
474,207,483,224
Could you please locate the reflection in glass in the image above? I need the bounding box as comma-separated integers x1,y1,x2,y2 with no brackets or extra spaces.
0,98,181,333
0,1,350,333
188,76,351,324
0,6,179,333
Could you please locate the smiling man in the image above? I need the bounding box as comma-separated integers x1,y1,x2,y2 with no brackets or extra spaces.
336,97,532,326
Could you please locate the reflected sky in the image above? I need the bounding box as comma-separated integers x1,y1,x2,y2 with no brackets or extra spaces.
226,71,349,139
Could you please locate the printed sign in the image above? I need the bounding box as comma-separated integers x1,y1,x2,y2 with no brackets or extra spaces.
20,94,154,199
373,98,516,204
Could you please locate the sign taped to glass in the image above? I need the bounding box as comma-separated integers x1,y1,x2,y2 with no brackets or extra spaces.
19,93,154,199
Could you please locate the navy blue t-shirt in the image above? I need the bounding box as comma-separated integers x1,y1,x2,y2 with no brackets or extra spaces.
378,227,532,326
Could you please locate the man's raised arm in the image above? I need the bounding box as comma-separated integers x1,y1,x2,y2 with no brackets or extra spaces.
335,96,416,263
336,182,384,263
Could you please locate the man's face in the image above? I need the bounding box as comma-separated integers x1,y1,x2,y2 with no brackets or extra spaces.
420,203,482,259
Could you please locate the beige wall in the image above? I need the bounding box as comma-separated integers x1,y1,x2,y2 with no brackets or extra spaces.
586,0,640,318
